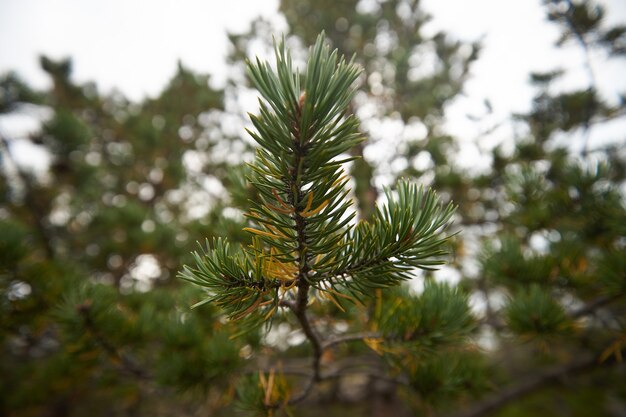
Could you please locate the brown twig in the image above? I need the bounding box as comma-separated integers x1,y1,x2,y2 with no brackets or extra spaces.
0,133,55,258
562,0,598,156
571,291,625,319
76,301,150,380
447,344,626,417
479,288,625,330
322,332,382,350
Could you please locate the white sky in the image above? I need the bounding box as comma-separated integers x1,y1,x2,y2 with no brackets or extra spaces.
1,0,625,155
422,0,626,159
0,0,284,97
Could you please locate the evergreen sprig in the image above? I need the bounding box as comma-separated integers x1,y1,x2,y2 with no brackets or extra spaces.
378,282,474,351
178,238,277,320
505,284,573,336
324,181,456,295
180,34,457,324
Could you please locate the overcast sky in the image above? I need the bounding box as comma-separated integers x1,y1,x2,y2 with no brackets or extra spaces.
1,0,625,159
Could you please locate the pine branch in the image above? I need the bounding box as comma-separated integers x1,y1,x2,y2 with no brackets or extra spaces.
320,181,456,294
247,354,409,404
286,289,323,382
76,300,151,380
323,331,382,349
551,0,599,155
480,288,626,330
180,33,459,410
448,344,626,417
0,134,56,259
571,291,625,319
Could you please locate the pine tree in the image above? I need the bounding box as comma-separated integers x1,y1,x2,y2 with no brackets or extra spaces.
1,1,625,416
0,57,253,416
453,2,626,415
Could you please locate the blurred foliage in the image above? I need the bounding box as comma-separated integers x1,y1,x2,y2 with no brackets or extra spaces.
1,0,625,416
378,283,474,355
0,53,255,416
504,284,573,337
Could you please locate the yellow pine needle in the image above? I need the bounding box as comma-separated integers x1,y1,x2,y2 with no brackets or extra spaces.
263,305,277,320
331,173,349,188
301,192,314,213
265,255,296,283
264,369,276,406
326,287,357,302
274,260,297,276
243,227,283,239
270,269,294,282
272,189,292,209
259,371,267,390
267,259,292,282
266,203,294,214
277,368,292,407
364,337,384,355
321,290,346,312
245,211,262,221
599,336,625,363
267,266,282,282
259,299,274,307
281,279,297,291
319,284,362,306
267,224,289,238
300,199,330,217
264,257,275,280
262,252,272,278
232,296,263,320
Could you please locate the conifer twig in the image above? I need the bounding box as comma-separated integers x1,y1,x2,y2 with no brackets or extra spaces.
571,291,625,319
0,134,56,259
76,300,151,380
322,332,382,349
448,343,626,417
181,34,458,410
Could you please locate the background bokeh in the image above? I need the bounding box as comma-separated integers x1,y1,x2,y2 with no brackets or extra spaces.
1,1,625,416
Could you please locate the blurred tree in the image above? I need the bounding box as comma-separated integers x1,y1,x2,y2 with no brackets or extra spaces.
0,0,625,416
0,58,256,416
453,1,626,415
